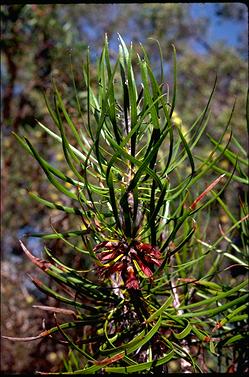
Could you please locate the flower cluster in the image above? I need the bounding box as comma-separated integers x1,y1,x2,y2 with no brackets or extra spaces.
93,240,162,289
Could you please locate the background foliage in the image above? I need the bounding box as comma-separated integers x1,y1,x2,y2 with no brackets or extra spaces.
1,3,248,373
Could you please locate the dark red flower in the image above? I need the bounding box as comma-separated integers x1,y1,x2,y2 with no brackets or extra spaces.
126,265,140,289
93,240,162,289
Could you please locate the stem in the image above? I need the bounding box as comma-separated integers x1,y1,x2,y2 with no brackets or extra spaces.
171,277,192,373
128,288,149,323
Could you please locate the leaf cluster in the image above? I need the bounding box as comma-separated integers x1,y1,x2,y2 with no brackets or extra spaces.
5,35,248,373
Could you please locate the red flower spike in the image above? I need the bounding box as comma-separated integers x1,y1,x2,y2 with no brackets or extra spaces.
136,243,153,252
94,240,162,290
109,261,124,274
138,262,153,278
93,241,109,252
150,248,162,259
126,265,140,289
98,251,117,262
133,254,153,277
147,256,162,267
137,243,162,263
105,241,119,248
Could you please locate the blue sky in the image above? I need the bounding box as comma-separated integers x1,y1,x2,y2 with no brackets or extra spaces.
80,3,248,59
190,3,248,53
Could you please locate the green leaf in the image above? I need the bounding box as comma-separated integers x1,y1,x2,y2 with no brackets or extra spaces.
140,59,160,129
146,295,173,323
29,230,88,240
176,124,195,176
53,83,86,153
101,315,162,356
104,349,175,373
180,293,248,319
28,191,83,216
28,274,97,310
179,279,248,311
104,35,121,145
173,321,192,340
223,334,245,345
169,44,177,117
55,317,96,362
106,169,122,230
23,138,78,200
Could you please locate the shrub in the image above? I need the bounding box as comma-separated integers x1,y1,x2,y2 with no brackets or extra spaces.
4,34,248,374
